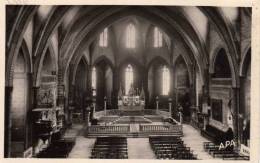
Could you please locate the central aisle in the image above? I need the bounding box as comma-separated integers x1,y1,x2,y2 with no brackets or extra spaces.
182,124,214,160
68,136,96,158
127,138,156,159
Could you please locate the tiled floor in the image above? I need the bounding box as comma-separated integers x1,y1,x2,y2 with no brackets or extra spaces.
127,138,155,159
64,124,96,158
182,124,214,159
68,136,96,158
63,124,84,138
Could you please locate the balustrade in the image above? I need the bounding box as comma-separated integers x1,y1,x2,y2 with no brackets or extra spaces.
89,125,130,133
88,125,182,134
140,124,182,133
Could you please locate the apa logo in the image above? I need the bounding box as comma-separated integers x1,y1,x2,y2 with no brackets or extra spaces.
219,140,236,150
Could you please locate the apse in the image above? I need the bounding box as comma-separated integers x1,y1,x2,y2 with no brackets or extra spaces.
119,62,141,96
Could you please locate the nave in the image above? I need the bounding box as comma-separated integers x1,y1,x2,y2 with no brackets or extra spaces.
5,5,251,159
33,114,248,160
62,124,211,159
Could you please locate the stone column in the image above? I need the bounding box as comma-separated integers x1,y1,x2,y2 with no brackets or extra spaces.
31,86,40,148
104,96,107,115
112,68,119,109
68,84,75,124
168,97,172,118
57,85,65,106
57,84,65,127
203,68,210,105
4,86,13,157
239,77,246,145
156,96,159,114
231,87,240,149
32,86,40,108
168,66,174,103
179,111,183,124
83,96,91,121
142,68,149,109
25,73,33,150
85,107,91,136
189,64,197,123
202,68,210,129
190,64,196,108
92,97,96,119
87,65,92,99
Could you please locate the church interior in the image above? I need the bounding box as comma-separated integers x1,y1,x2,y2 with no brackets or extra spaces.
5,5,251,159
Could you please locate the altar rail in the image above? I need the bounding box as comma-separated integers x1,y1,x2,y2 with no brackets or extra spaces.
88,125,130,133
87,123,183,137
140,124,182,133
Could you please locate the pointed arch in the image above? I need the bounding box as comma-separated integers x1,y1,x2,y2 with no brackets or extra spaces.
64,6,209,86
147,56,170,70
93,55,114,69
173,54,193,86
173,55,191,87
35,45,57,86
212,48,232,78
72,55,89,85
118,56,143,70
6,39,32,87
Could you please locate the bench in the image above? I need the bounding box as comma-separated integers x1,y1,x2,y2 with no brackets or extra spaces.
149,136,197,160
90,137,128,159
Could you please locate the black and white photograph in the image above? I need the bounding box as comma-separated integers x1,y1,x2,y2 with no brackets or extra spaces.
4,3,252,160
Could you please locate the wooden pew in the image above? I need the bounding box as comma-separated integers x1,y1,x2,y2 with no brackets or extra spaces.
90,137,128,159
149,136,197,160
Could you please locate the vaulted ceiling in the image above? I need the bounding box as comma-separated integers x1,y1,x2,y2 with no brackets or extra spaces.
6,6,250,86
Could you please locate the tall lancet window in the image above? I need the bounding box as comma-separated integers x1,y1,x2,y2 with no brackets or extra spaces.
92,67,97,96
99,28,108,47
125,64,133,95
126,24,135,48
154,27,162,47
162,66,170,95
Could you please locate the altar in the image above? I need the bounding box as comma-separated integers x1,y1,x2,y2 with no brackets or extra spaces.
118,84,145,110
118,95,144,110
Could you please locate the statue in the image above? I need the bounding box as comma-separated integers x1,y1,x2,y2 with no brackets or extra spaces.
128,83,135,96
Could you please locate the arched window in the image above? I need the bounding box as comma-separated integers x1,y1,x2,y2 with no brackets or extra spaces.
125,64,133,95
162,66,170,95
154,27,162,47
92,67,97,96
99,28,108,47
126,24,135,48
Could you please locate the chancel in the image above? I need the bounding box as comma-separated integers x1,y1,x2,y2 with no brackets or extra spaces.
5,5,251,160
